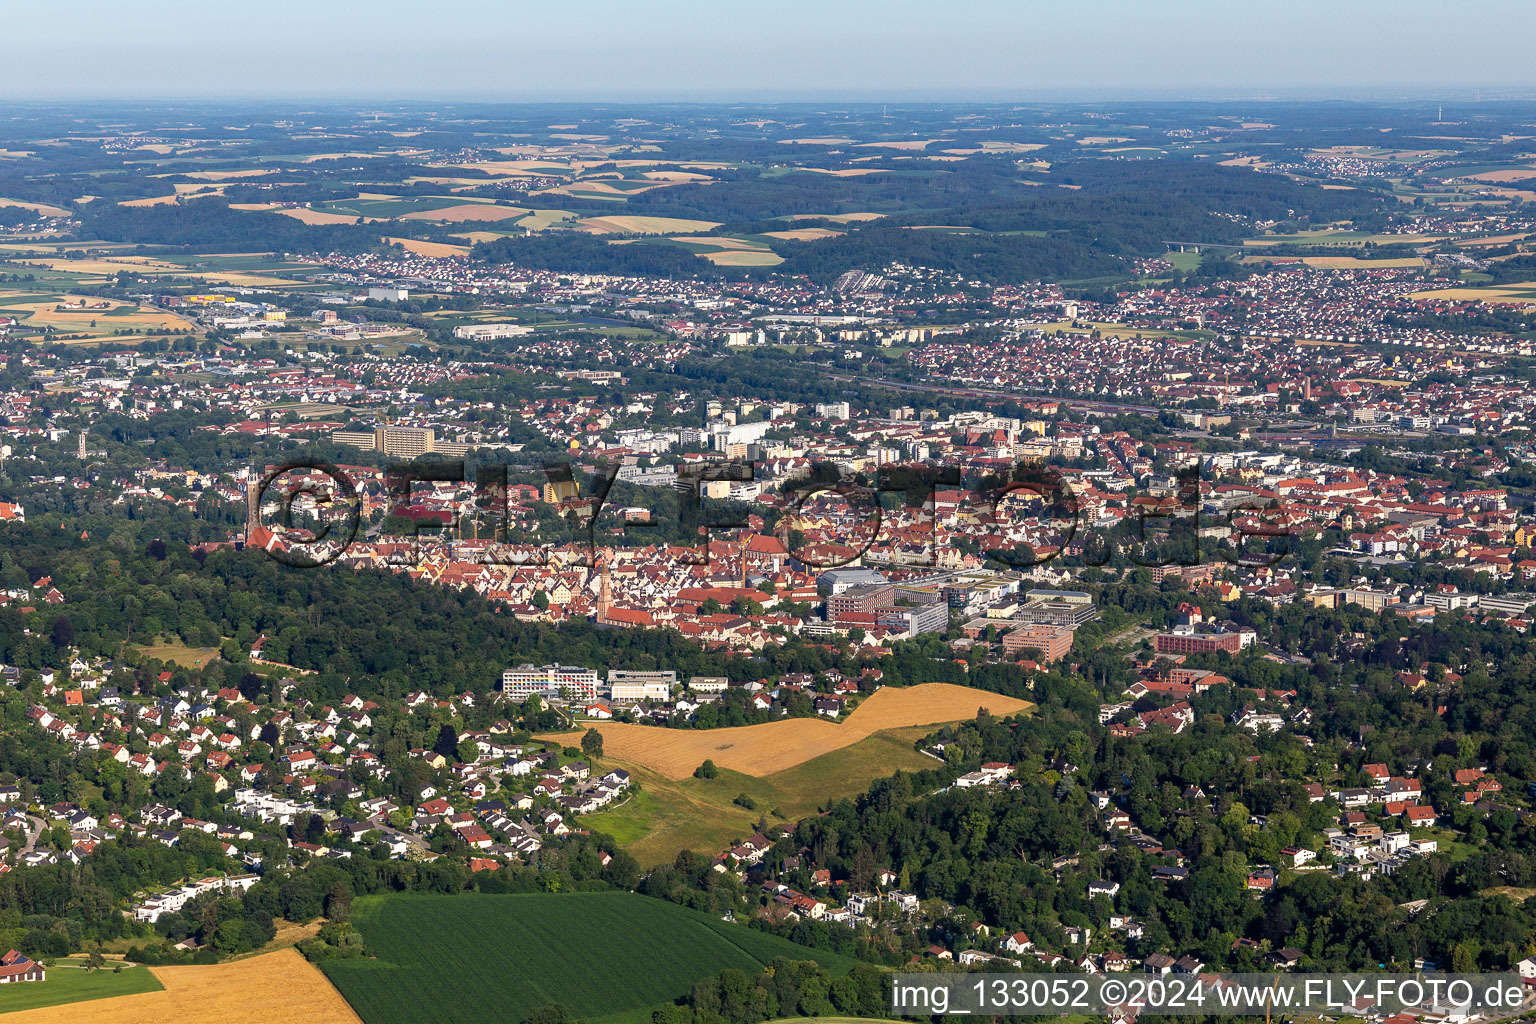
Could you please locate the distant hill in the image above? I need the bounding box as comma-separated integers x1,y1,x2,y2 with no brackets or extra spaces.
322,891,857,1024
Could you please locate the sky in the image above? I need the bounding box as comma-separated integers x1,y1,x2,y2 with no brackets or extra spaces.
10,0,1536,101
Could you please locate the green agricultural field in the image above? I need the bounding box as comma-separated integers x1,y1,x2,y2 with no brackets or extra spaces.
322,891,856,1024
0,961,163,1014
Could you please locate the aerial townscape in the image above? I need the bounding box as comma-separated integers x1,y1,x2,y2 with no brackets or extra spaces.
6,5,1536,1024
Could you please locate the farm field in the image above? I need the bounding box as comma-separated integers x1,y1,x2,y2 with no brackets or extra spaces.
517,209,581,230
703,250,784,266
273,207,362,225
0,255,309,288
0,961,162,1015
0,198,73,217
581,725,938,865
576,215,721,234
1246,255,1427,269
322,891,855,1024
383,236,470,258
1409,284,1536,303
548,682,1032,779
763,227,844,241
0,949,358,1024
0,291,196,337
397,203,527,223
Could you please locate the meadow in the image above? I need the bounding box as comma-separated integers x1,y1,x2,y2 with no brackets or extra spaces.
321,891,855,1024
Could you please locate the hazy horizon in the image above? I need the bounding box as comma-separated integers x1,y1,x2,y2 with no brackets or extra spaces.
10,0,1536,101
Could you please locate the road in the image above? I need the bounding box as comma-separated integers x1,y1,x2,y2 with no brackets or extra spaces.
19,814,44,856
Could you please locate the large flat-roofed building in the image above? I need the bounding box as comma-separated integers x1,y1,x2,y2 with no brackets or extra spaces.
453,323,534,341
607,670,676,701
940,572,1021,614
330,426,475,459
331,430,377,450
875,602,949,638
1014,599,1099,627
1001,623,1076,663
827,583,895,622
1024,588,1092,606
818,568,889,596
376,426,435,459
501,664,599,701
1153,631,1243,656
1480,593,1536,615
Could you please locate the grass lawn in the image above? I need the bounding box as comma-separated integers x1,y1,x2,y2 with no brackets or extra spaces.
581,726,935,866
0,962,162,1014
323,891,855,1024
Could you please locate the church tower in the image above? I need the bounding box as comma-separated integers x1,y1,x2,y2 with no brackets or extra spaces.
596,554,613,624
76,431,86,461
245,469,262,543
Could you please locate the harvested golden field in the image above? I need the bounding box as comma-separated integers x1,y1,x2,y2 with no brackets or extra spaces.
583,727,940,865
518,209,580,230
117,195,179,207
855,139,949,150
702,250,783,266
1459,168,1536,183
399,203,526,223
576,215,721,234
1458,231,1533,246
800,167,884,177
384,236,470,257
274,207,360,225
1300,256,1426,269
2,949,360,1024
154,169,275,182
299,152,386,163
1075,136,1135,144
640,170,713,182
1408,285,1536,303
451,230,511,244
777,137,857,145
667,234,770,251
787,211,883,223
539,181,659,198
6,257,304,289
0,294,195,333
762,227,844,241
0,197,72,217
550,683,1032,779
941,142,1047,155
